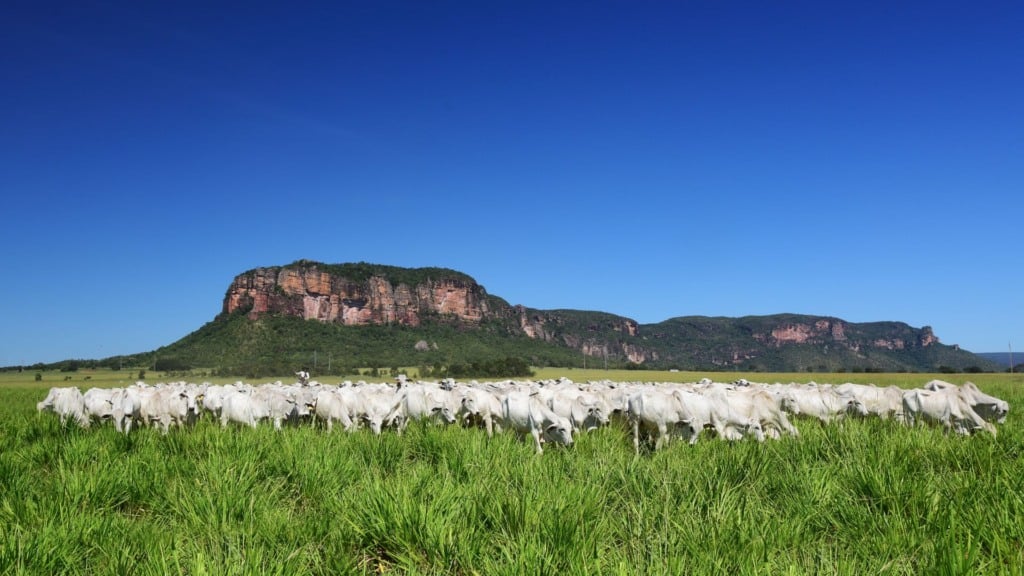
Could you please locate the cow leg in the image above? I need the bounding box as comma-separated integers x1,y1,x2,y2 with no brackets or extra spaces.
654,423,668,451
632,419,641,454
688,423,702,445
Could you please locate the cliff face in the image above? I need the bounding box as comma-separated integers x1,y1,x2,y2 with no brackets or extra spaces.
202,261,996,372
512,305,648,362
223,264,493,326
753,318,938,351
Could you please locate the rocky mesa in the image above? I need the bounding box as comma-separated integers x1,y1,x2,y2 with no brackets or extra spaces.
223,261,494,326
188,260,999,373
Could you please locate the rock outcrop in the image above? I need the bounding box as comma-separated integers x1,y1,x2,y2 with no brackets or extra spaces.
201,260,988,373
223,262,492,326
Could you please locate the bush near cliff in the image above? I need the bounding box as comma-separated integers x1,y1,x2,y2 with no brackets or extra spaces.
282,260,476,288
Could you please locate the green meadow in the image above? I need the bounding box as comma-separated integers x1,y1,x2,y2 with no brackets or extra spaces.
1,369,1022,575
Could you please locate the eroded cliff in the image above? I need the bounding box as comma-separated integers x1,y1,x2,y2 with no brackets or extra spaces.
223,262,492,326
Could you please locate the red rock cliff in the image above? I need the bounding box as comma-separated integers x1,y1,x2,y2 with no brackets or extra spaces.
222,263,493,326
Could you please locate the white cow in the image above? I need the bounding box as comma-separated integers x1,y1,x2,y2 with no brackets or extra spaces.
698,386,775,442
788,385,868,424
456,387,504,437
547,389,611,433
37,387,90,428
502,391,574,454
81,387,138,434
220,386,297,430
902,387,996,436
220,389,263,429
351,386,398,435
311,387,356,432
760,384,803,418
83,387,118,426
290,385,320,425
255,386,301,430
109,387,140,434
199,384,234,419
923,380,1008,424
386,383,457,434
834,383,905,420
627,388,694,452
668,388,720,444
593,383,638,429
138,384,203,434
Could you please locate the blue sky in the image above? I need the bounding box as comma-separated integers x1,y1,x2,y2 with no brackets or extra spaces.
2,1,1022,365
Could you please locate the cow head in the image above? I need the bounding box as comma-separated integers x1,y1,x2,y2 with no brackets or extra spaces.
179,390,200,415
365,416,383,435
431,405,457,425
543,422,574,447
746,419,765,442
974,400,1009,424
584,405,608,431
779,393,801,416
845,397,869,417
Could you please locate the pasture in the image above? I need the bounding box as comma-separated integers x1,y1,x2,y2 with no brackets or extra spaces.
2,370,1022,575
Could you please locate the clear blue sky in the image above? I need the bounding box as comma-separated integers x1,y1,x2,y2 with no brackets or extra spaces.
3,1,1022,365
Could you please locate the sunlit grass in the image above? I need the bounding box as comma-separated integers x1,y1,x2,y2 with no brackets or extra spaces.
1,372,1022,574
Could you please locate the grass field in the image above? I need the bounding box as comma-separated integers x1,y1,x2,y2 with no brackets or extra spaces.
2,369,1022,574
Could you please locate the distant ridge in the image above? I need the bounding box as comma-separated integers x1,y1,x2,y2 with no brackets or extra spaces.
72,261,1008,374
976,352,1018,368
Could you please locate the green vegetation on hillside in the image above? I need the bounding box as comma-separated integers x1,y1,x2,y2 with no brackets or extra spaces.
643,315,1000,372
265,260,479,288
3,260,1003,375
133,313,584,378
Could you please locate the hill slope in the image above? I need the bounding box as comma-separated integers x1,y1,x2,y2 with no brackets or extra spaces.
114,260,1001,375
976,352,1019,369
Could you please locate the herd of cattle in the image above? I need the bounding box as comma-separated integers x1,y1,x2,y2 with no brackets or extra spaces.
35,375,1009,453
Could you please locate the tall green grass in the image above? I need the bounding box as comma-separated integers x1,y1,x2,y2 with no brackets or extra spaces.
2,375,1022,574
